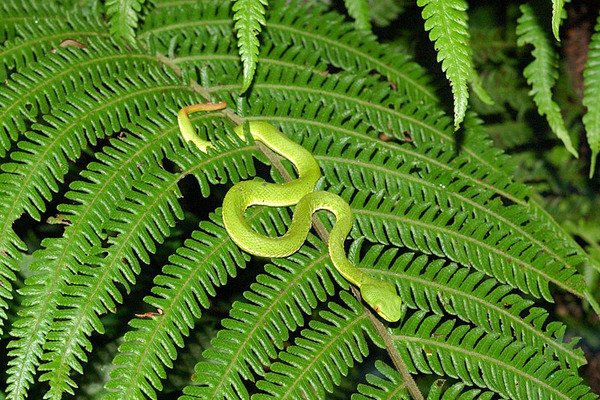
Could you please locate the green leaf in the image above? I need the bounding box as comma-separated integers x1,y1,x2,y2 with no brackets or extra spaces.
583,13,600,177
232,0,268,92
551,0,565,41
368,0,406,27
344,0,371,31
516,4,578,157
393,311,596,400
417,0,474,130
354,361,495,399
105,0,146,44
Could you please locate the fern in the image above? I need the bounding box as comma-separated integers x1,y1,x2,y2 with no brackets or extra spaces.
392,311,596,400
0,1,597,399
583,13,600,177
368,0,406,28
417,0,474,129
344,0,371,31
0,0,63,42
250,292,380,399
102,211,249,399
105,0,146,44
0,12,108,81
232,0,268,92
354,361,495,399
0,37,166,156
551,0,566,41
140,0,437,104
181,237,336,399
516,4,577,157
356,245,585,369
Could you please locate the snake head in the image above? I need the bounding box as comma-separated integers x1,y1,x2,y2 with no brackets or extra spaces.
360,281,403,322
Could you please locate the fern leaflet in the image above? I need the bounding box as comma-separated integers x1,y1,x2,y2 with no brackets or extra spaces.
251,292,382,399
551,0,565,41
417,0,474,129
516,4,577,157
105,0,146,44
344,0,371,30
182,237,336,399
354,361,495,400
583,13,600,177
391,311,596,400
231,0,268,92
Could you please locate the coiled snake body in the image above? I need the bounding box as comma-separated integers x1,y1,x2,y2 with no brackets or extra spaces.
178,102,402,322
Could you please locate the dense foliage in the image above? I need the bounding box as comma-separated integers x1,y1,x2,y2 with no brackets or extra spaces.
0,0,599,399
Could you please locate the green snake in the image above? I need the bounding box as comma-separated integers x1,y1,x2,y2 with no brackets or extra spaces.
178,102,402,322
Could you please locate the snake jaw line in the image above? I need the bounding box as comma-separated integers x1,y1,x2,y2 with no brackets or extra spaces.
179,102,403,322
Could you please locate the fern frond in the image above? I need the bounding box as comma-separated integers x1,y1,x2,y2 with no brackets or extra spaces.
232,0,268,92
183,238,336,399
551,0,565,41
368,0,405,28
392,311,596,400
0,70,192,336
0,242,17,335
0,68,183,225
251,292,380,399
0,12,108,81
516,4,577,157
344,0,371,31
140,0,437,104
0,37,166,156
37,113,252,398
171,36,326,85
352,360,411,400
0,0,62,42
101,211,248,400
426,381,494,400
417,0,473,129
241,98,529,207
344,187,586,300
41,164,186,398
105,0,146,44
354,361,494,400
208,66,516,184
5,106,193,400
356,245,585,369
583,13,600,177
236,97,589,306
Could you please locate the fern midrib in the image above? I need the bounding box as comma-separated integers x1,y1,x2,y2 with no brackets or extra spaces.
207,241,329,399
277,313,369,398
391,333,573,400
246,116,528,207
353,207,583,298
0,30,110,59
8,298,56,400
138,19,233,38
206,82,515,196
316,154,575,276
0,52,162,131
174,54,327,76
366,267,585,367
0,83,187,242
